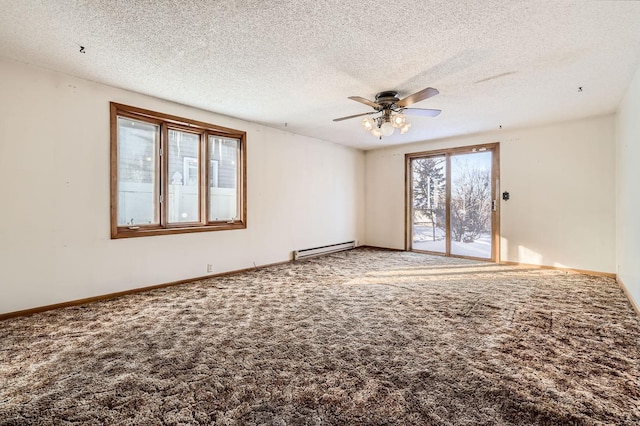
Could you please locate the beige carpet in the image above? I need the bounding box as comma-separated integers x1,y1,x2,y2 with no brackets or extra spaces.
1,247,640,425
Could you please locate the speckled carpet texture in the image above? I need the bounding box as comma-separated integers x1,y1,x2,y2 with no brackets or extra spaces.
2,247,640,425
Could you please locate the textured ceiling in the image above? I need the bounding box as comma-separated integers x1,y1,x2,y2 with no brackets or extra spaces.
1,1,640,150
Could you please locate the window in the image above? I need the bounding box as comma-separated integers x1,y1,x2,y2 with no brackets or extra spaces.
406,143,499,261
110,102,246,238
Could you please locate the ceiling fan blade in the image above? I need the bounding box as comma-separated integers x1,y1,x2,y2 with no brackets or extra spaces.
397,87,439,107
332,111,377,122
348,96,380,109
401,108,442,117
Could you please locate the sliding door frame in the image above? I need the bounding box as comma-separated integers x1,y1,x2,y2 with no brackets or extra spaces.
405,142,500,262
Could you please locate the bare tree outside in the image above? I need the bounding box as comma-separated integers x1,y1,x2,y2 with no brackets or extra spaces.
450,160,492,243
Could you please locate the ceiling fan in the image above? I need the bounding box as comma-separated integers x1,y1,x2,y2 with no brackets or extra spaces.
333,87,441,138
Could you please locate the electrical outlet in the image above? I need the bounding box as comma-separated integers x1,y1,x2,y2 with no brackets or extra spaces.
207,264,213,273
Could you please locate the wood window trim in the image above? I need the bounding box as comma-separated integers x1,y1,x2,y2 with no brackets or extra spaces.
110,102,247,239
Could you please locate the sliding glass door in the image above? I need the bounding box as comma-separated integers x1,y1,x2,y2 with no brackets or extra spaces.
407,144,499,261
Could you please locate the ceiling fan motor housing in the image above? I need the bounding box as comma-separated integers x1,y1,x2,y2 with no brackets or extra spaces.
375,91,400,107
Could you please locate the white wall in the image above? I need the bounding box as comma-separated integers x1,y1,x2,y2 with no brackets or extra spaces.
0,58,365,314
615,62,640,307
366,115,616,273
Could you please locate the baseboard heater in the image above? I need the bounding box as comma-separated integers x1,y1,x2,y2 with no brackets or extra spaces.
293,240,356,260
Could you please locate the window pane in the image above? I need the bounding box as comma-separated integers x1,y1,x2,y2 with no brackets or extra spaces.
208,136,238,221
117,117,159,226
168,129,200,224
450,152,492,259
412,156,446,253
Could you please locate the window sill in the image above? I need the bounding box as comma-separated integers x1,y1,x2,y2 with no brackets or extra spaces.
111,221,246,239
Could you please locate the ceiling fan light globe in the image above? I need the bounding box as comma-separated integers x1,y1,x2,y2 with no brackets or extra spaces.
392,113,406,128
361,117,375,131
400,123,411,134
380,121,395,136
371,128,382,138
